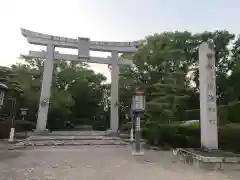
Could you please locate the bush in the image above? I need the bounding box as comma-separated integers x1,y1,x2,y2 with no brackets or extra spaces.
0,120,36,138
218,127,240,153
185,101,240,125
184,109,200,120
142,124,240,152
15,120,36,131
228,102,240,123
218,105,229,125
225,123,240,128
0,121,11,138
120,122,132,132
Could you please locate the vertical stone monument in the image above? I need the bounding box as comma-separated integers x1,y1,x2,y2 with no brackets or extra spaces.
173,43,240,170
199,42,218,150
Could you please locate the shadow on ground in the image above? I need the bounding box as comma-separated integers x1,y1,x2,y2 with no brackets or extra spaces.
0,151,22,161
0,140,23,161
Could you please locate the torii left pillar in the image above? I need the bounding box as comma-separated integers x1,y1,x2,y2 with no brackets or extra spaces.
36,44,54,131
110,51,119,132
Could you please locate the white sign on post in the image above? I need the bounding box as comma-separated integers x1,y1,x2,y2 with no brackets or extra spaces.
136,116,141,131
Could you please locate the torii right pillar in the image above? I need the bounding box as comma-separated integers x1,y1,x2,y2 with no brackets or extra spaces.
199,42,218,150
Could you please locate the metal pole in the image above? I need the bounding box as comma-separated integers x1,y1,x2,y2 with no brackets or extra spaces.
135,115,141,153
131,87,145,155
132,114,144,155
130,109,134,142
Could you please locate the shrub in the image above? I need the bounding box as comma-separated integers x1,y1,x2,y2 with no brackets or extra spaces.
225,123,240,128
185,101,240,125
218,105,229,125
120,122,132,132
15,120,36,131
142,126,159,146
0,120,11,138
184,109,200,120
218,127,240,153
189,121,200,128
142,124,240,153
228,102,240,123
0,120,35,138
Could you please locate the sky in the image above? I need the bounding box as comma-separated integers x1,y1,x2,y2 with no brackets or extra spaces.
0,0,240,82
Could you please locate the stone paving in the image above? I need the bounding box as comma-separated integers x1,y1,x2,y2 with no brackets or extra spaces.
0,146,240,180
0,131,240,179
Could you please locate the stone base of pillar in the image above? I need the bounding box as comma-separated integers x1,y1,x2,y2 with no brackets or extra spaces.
105,129,120,137
33,129,50,135
8,128,15,143
132,151,144,156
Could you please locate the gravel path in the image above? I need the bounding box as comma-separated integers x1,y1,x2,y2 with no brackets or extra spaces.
0,146,239,180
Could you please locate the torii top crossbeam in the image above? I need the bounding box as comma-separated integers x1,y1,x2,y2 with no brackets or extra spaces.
21,28,140,53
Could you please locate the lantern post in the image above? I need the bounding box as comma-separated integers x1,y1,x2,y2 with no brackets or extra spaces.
20,108,28,121
0,83,16,142
0,83,8,109
132,87,146,155
130,103,134,142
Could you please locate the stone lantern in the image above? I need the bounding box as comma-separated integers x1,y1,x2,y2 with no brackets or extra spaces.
0,83,9,109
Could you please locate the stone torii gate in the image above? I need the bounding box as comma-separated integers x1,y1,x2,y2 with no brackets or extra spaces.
21,28,140,132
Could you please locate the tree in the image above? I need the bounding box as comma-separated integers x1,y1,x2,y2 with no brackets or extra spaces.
9,57,108,129
53,61,107,126
148,71,188,124
1,29,239,131
0,66,23,94
130,33,191,124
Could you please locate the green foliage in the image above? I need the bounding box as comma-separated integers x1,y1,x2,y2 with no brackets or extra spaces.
184,109,200,121
0,66,24,94
142,125,200,148
188,121,200,128
218,127,240,153
185,101,240,125
0,57,110,132
0,120,36,138
142,125,240,152
117,30,240,130
227,101,240,123
147,70,188,124
1,29,240,136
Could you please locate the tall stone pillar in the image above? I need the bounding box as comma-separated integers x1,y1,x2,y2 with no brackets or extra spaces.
199,42,218,150
110,51,119,132
36,44,55,131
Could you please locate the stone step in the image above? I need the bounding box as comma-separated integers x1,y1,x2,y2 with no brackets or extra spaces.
11,131,133,149
122,139,145,143
29,131,108,137
27,136,120,141
14,139,129,147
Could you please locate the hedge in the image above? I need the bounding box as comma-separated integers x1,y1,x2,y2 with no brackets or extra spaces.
0,120,36,138
185,101,240,125
142,125,240,153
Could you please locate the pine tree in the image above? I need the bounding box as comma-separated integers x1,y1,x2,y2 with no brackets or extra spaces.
0,66,23,94
147,67,188,124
